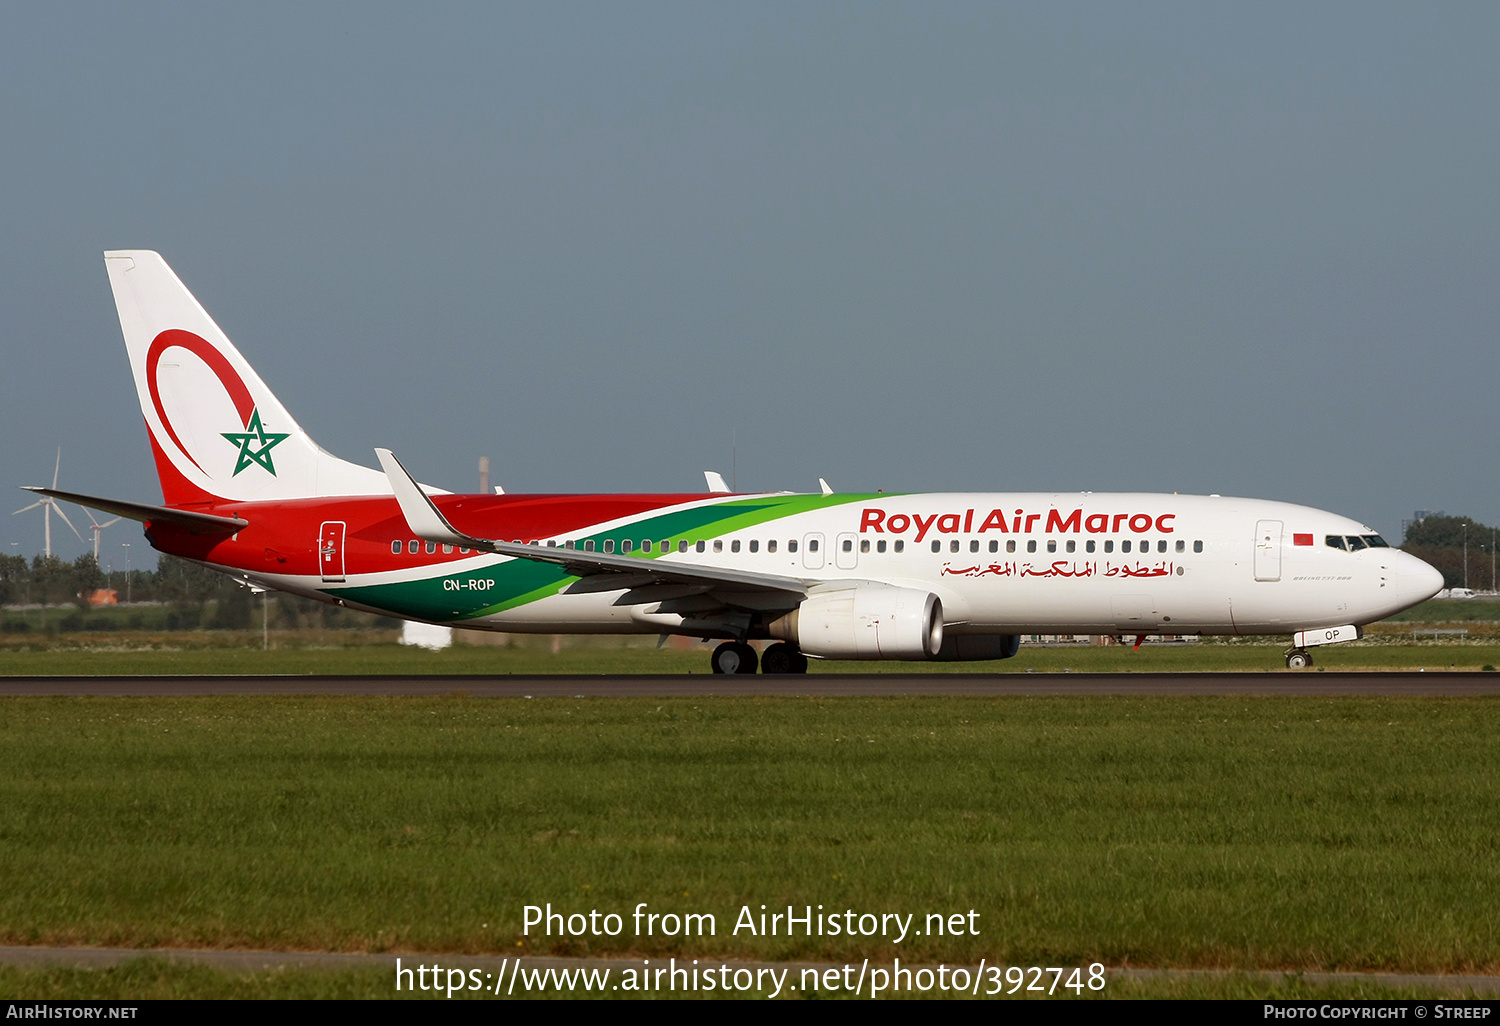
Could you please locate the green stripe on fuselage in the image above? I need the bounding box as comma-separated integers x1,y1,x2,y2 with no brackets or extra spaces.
331,492,886,622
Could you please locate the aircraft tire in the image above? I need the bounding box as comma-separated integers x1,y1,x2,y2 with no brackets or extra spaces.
711,641,758,675
761,642,801,674
1286,649,1313,669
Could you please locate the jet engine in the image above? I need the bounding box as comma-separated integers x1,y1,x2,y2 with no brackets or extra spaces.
768,586,943,660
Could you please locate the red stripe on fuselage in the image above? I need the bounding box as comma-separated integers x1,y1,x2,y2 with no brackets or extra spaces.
144,493,710,577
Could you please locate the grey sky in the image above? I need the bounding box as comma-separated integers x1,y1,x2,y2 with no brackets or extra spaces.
2,3,1496,569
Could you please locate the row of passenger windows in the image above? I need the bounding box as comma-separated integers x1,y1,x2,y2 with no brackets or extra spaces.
931,538,1203,554
391,536,1206,557
1327,534,1389,551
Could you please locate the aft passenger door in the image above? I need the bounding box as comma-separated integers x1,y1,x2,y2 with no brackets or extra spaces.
319,521,346,582
1254,520,1282,582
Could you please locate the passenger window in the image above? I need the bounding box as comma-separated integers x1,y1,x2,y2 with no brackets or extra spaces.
809,539,819,552
602,539,614,553
679,540,689,553
642,540,652,553
1066,540,1076,553
584,540,595,552
443,544,454,554
1086,539,1095,553
969,540,979,553
713,540,722,553
460,547,470,554
989,540,998,553
1007,540,1016,553
840,539,850,552
749,540,759,553
1122,540,1132,553
622,539,633,553
768,540,777,553
894,540,904,553
931,541,941,553
661,540,671,553
1193,540,1203,553
1140,538,1148,550
427,541,437,553
1047,539,1057,553
697,540,707,553
1158,540,1167,553
877,540,887,553
945,540,955,553
1176,540,1185,553
409,540,419,554
787,540,797,553
861,539,870,553
391,540,402,554
1027,540,1037,553
1105,540,1114,553
731,540,741,553
545,540,556,548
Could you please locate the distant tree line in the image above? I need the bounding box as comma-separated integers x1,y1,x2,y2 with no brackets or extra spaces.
1402,515,1499,590
0,553,394,632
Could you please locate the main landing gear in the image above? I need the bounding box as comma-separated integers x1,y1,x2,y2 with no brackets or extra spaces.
710,641,808,674
1285,649,1314,670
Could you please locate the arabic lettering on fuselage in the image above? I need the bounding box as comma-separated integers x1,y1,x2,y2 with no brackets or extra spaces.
939,560,1175,580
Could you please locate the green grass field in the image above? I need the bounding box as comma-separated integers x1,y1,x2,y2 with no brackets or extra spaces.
3,696,1500,980
3,600,1499,999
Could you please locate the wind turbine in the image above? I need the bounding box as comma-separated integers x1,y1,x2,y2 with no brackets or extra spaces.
13,449,84,559
85,509,123,562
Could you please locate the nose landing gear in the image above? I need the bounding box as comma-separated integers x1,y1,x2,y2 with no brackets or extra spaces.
1285,649,1313,669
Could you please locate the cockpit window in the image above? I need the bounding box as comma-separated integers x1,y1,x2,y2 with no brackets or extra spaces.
1362,535,1389,548
1326,535,1346,551
1345,535,1367,551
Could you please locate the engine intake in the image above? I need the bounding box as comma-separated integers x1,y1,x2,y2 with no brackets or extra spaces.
768,586,943,660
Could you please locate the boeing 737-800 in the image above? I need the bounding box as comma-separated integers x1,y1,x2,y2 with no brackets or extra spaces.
25,251,1444,674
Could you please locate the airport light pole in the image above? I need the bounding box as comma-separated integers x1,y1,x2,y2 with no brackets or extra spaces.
1463,523,1469,590
121,542,131,604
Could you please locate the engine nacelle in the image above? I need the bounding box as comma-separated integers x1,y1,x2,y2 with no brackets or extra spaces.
768,586,943,660
933,634,1020,661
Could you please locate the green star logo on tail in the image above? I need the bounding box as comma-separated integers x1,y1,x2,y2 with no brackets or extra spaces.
221,408,289,476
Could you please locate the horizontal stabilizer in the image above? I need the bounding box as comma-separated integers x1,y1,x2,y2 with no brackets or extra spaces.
19,487,248,531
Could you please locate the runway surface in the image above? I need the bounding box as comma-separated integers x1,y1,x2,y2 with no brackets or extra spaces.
3,671,1500,696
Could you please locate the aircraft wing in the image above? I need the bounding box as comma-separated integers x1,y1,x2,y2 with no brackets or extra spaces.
375,449,808,601
18,487,248,532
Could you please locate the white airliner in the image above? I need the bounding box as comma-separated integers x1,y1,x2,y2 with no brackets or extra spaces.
27,251,1443,673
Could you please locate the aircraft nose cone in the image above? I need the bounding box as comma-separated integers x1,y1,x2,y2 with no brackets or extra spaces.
1399,552,1445,606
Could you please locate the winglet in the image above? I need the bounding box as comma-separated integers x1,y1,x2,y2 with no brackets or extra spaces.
818,478,833,496
704,471,730,494
375,448,491,550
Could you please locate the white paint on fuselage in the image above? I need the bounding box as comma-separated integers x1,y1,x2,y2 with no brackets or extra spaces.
202,492,1443,638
